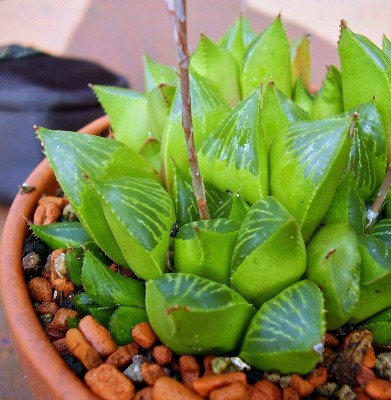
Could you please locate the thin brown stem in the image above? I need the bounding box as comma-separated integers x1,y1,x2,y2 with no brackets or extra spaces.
366,163,391,229
168,0,210,220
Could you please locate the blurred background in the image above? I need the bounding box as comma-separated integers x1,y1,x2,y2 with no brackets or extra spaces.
0,0,389,398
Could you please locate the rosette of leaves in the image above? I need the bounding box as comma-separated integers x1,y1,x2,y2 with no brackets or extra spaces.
230,196,306,307
146,273,255,355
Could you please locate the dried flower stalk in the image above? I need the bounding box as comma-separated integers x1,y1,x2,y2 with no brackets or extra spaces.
167,0,210,220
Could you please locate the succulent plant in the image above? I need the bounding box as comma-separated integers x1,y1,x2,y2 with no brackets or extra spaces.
31,5,391,376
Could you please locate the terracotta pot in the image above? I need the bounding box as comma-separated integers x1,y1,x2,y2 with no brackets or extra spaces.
0,116,110,400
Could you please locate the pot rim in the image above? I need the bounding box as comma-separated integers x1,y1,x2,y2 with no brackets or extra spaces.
0,115,109,400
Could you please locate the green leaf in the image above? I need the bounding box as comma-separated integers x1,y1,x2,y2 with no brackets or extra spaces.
199,87,268,204
109,306,148,345
82,251,145,308
359,307,391,345
290,34,311,91
90,177,175,280
171,161,220,226
146,273,255,355
270,116,354,242
147,83,176,141
191,34,241,107
305,223,361,329
73,292,99,316
160,71,229,191
383,35,391,59
260,81,309,152
242,16,292,98
139,138,161,172
231,196,306,307
29,221,91,250
292,77,313,116
322,171,366,234
240,280,325,374
173,219,240,285
65,247,84,287
369,219,391,246
89,307,116,328
37,128,159,267
339,23,391,161
311,66,343,120
143,54,178,93
219,15,255,68
349,234,391,323
214,191,250,223
92,85,150,152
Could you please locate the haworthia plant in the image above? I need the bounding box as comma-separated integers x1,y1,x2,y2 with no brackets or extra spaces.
240,280,325,374
242,16,292,98
89,176,176,280
292,76,313,115
230,196,306,307
146,273,255,355
198,87,268,204
305,223,361,329
290,34,311,91
37,128,159,267
92,85,150,153
359,307,391,345
173,218,241,285
214,191,250,223
270,116,354,242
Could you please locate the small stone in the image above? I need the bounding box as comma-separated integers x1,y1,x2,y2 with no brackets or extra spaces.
27,276,52,302
124,355,149,383
22,252,42,275
63,203,78,221
335,384,356,400
63,353,86,378
316,382,338,396
376,353,391,380
39,313,53,327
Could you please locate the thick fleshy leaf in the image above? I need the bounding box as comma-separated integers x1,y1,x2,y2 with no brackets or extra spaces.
146,273,255,355
214,191,250,223
240,280,325,374
242,16,292,98
290,34,311,91
260,81,309,152
143,54,177,93
82,251,145,308
139,138,161,172
359,307,391,345
349,234,391,323
191,34,241,107
147,83,176,141
37,128,159,267
90,177,175,280
306,223,361,329
73,292,99,316
92,85,150,152
339,23,391,160
231,196,306,307
199,88,268,204
383,35,391,59
311,66,343,119
173,219,240,285
29,221,91,250
160,71,229,191
65,248,84,287
292,77,312,115
369,219,391,246
270,117,354,242
109,306,148,345
171,161,220,226
322,171,366,234
219,15,255,68
89,307,115,328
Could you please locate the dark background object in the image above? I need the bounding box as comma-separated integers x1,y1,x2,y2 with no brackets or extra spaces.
0,45,128,205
